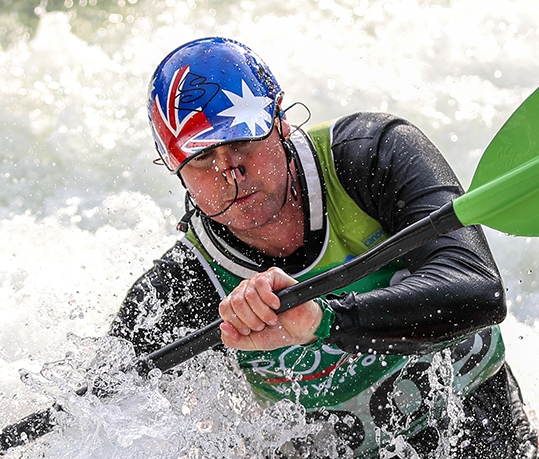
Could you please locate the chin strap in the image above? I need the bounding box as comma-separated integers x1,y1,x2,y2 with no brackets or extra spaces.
282,138,299,202
177,206,197,233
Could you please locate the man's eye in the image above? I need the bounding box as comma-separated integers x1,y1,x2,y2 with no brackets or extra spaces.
233,141,252,152
193,153,214,164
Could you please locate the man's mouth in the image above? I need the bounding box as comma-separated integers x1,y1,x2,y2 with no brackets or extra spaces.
228,190,256,205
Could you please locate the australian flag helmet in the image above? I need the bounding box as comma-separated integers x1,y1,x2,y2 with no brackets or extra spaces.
148,37,283,174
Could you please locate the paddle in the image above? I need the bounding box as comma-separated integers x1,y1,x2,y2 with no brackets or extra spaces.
2,87,538,452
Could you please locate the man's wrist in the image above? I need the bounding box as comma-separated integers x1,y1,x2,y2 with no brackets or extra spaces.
302,298,336,351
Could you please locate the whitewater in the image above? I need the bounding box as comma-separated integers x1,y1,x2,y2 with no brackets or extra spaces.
1,0,538,457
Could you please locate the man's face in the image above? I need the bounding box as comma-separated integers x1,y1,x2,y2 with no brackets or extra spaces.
179,125,290,233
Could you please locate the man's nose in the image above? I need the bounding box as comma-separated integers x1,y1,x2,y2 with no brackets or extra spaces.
215,147,246,184
221,165,246,185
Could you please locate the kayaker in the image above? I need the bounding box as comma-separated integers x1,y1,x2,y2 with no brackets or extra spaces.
110,37,537,458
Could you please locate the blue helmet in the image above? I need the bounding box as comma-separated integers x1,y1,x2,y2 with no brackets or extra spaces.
148,37,283,173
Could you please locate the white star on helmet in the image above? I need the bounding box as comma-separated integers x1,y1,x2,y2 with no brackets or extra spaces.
218,80,273,136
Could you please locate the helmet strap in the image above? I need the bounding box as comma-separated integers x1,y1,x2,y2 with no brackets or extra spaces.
177,206,197,233
285,146,299,202
278,115,299,202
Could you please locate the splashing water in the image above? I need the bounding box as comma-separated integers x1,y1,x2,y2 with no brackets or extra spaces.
373,351,466,459
13,334,322,458
1,0,538,457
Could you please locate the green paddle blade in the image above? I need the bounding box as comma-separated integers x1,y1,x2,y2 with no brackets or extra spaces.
454,88,539,236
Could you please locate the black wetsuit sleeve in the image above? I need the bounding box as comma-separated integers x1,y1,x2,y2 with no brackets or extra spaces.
108,241,222,357
324,113,506,355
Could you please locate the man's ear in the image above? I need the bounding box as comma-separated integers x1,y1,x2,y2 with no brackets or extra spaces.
281,119,292,137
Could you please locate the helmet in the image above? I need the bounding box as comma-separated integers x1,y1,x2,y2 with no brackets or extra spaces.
148,37,283,174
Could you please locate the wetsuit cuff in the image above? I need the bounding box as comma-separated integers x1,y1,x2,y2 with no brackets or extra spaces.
302,298,336,351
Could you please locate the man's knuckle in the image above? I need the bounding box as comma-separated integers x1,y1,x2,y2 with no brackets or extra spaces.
244,286,258,302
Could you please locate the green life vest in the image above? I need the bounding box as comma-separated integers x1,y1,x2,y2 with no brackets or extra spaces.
184,121,505,457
